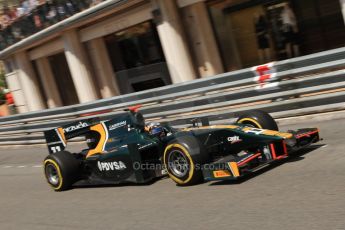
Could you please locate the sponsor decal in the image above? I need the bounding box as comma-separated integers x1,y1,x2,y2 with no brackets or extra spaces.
63,122,88,132
109,121,127,130
243,128,265,135
213,170,231,178
242,127,293,139
227,136,242,144
97,161,127,171
252,62,280,91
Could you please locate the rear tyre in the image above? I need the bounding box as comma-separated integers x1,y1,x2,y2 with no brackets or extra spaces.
164,136,206,186
236,110,278,131
43,151,80,191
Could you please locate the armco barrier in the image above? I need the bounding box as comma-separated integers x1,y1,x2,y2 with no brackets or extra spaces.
1,47,345,145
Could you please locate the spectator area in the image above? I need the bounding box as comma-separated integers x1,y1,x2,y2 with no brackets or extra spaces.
0,0,105,50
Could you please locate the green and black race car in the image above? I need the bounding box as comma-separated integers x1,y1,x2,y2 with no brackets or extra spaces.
43,106,320,191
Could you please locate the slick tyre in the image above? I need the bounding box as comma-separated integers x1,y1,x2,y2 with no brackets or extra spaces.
44,151,80,191
164,136,207,186
236,110,278,131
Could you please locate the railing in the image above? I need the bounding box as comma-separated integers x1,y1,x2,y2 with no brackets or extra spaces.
1,47,345,145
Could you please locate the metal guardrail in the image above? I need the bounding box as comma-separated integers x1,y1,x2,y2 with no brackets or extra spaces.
1,47,345,145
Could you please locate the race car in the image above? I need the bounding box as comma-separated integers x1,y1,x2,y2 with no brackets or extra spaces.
43,106,320,191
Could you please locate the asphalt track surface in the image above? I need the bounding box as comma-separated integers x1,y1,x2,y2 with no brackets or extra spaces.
0,119,344,230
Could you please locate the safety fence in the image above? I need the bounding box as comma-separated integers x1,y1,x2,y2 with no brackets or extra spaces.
1,47,345,145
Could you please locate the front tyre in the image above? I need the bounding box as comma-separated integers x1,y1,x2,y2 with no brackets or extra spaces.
43,151,80,191
236,110,278,131
164,136,206,186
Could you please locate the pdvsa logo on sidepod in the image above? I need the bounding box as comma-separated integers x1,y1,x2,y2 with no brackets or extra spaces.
97,161,127,171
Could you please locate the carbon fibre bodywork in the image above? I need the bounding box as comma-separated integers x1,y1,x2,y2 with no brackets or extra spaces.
43,110,320,187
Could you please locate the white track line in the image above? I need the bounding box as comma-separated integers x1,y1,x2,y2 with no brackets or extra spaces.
1,165,42,169
3,166,13,168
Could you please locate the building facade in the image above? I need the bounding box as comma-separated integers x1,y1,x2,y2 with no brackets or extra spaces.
1,0,345,113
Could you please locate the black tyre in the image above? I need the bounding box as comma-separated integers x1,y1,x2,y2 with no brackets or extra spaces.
43,151,80,191
163,136,207,186
236,110,278,131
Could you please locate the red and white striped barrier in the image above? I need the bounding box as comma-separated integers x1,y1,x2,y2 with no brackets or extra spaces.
252,62,279,90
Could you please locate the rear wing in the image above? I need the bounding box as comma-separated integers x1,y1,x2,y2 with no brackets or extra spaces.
44,118,100,154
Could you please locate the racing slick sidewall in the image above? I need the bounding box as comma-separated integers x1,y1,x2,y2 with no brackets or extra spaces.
44,159,63,190
43,151,80,191
163,136,206,185
164,144,194,184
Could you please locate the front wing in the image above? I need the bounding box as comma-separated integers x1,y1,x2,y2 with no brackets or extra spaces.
202,128,320,181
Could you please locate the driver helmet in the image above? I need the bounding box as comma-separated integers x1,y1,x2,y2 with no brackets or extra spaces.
146,122,165,137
